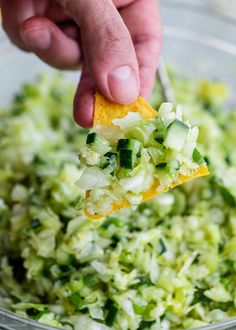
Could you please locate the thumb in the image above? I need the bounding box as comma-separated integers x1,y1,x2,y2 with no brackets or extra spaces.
59,0,140,104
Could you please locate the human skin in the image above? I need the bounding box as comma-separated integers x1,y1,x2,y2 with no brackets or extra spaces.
1,0,162,128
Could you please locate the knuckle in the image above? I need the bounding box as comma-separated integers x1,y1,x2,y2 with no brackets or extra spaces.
84,15,131,59
87,0,131,49
102,21,130,55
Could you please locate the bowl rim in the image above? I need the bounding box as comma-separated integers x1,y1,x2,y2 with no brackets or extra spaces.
1,306,236,330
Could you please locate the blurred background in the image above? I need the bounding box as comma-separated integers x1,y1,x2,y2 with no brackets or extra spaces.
0,0,236,106
173,0,236,17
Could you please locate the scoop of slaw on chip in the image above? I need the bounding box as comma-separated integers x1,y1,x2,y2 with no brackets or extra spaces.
77,93,209,219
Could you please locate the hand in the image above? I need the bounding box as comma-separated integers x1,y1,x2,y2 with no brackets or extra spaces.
1,0,162,128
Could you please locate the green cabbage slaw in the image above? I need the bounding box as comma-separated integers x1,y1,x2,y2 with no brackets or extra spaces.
78,102,206,217
0,73,235,330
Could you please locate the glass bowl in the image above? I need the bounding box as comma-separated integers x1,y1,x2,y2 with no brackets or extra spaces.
0,1,236,329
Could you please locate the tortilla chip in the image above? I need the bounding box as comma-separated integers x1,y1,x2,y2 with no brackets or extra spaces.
93,92,157,126
84,92,209,220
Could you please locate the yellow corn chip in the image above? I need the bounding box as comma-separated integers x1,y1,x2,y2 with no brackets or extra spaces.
93,92,157,126
84,92,209,220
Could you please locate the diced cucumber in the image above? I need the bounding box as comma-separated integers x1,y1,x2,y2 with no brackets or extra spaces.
156,160,180,175
153,129,165,144
100,152,117,168
154,136,165,144
99,158,111,169
105,151,117,158
164,119,189,152
119,149,137,169
156,162,168,169
86,132,97,144
153,119,166,144
100,152,117,174
31,218,42,229
117,139,142,155
105,299,118,326
193,148,205,164
159,238,167,256
155,162,169,175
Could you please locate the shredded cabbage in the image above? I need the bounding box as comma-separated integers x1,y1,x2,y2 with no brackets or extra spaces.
0,72,235,330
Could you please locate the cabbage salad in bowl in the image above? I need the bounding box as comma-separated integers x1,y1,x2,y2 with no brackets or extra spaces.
0,73,236,330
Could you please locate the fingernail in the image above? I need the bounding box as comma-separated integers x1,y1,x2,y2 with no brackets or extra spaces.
21,27,51,51
108,65,139,104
